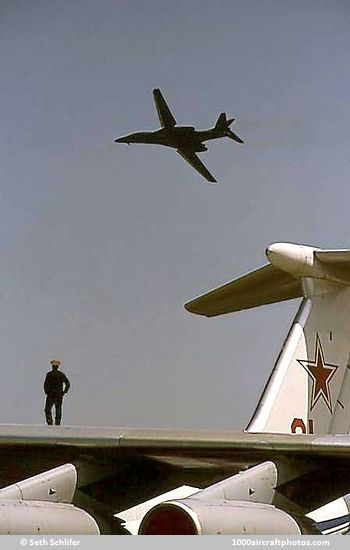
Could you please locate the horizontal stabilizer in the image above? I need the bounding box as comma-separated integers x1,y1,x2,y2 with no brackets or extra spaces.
185,264,302,317
227,130,244,144
315,249,350,264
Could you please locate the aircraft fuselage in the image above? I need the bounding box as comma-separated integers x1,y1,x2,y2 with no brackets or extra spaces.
116,126,227,152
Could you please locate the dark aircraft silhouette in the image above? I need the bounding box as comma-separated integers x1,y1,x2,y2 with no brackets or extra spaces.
115,89,244,183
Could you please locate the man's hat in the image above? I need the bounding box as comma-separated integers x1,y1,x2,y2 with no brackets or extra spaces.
50,359,61,366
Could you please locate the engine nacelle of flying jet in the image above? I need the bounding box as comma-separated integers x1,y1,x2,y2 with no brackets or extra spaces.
194,144,208,152
138,500,302,535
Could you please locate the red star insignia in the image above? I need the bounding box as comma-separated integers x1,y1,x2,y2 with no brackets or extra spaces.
297,333,339,413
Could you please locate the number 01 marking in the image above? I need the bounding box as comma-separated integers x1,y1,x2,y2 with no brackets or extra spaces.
291,418,314,434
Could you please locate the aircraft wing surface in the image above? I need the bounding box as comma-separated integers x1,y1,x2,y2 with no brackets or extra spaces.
177,149,217,183
153,88,177,128
0,424,350,519
185,264,302,316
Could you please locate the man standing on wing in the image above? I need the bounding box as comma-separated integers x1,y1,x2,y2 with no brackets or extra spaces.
44,359,70,425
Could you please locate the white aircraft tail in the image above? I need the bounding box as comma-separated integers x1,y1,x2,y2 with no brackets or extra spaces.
185,243,350,435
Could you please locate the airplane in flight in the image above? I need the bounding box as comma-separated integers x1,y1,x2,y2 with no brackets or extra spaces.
114,88,244,183
2,242,350,534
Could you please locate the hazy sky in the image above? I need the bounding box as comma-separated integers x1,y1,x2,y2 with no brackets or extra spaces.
1,1,349,430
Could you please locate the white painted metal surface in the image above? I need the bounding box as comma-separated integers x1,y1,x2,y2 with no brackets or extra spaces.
0,501,99,534
192,461,277,504
0,464,77,504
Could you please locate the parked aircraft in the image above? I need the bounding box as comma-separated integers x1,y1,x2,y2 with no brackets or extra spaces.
115,88,244,183
2,242,350,534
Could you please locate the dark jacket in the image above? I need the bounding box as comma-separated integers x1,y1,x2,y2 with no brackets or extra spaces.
44,370,70,397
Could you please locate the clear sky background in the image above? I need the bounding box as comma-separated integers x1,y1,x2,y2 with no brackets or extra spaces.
0,1,349,429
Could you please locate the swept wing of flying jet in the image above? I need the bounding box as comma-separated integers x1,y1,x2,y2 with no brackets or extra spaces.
115,88,244,183
3,242,350,534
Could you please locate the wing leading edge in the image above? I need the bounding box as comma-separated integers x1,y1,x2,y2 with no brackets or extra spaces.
2,424,350,458
177,149,217,183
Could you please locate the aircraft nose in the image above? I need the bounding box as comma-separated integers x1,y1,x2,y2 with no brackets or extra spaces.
115,136,129,143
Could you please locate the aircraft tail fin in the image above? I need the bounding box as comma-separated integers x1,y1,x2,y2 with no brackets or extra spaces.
214,113,244,143
215,113,231,131
185,243,350,435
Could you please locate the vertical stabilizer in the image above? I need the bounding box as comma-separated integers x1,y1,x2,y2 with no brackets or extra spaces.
247,287,350,434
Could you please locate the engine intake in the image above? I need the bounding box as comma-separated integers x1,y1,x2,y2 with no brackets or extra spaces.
139,499,302,535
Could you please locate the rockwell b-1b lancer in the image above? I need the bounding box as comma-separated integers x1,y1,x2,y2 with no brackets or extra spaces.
115,88,244,183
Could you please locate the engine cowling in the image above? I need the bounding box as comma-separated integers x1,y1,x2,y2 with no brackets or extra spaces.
194,144,208,152
0,501,99,535
138,499,302,535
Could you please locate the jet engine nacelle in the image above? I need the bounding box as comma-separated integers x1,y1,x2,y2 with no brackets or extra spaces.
194,144,208,152
266,243,321,278
138,499,302,535
0,501,100,535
